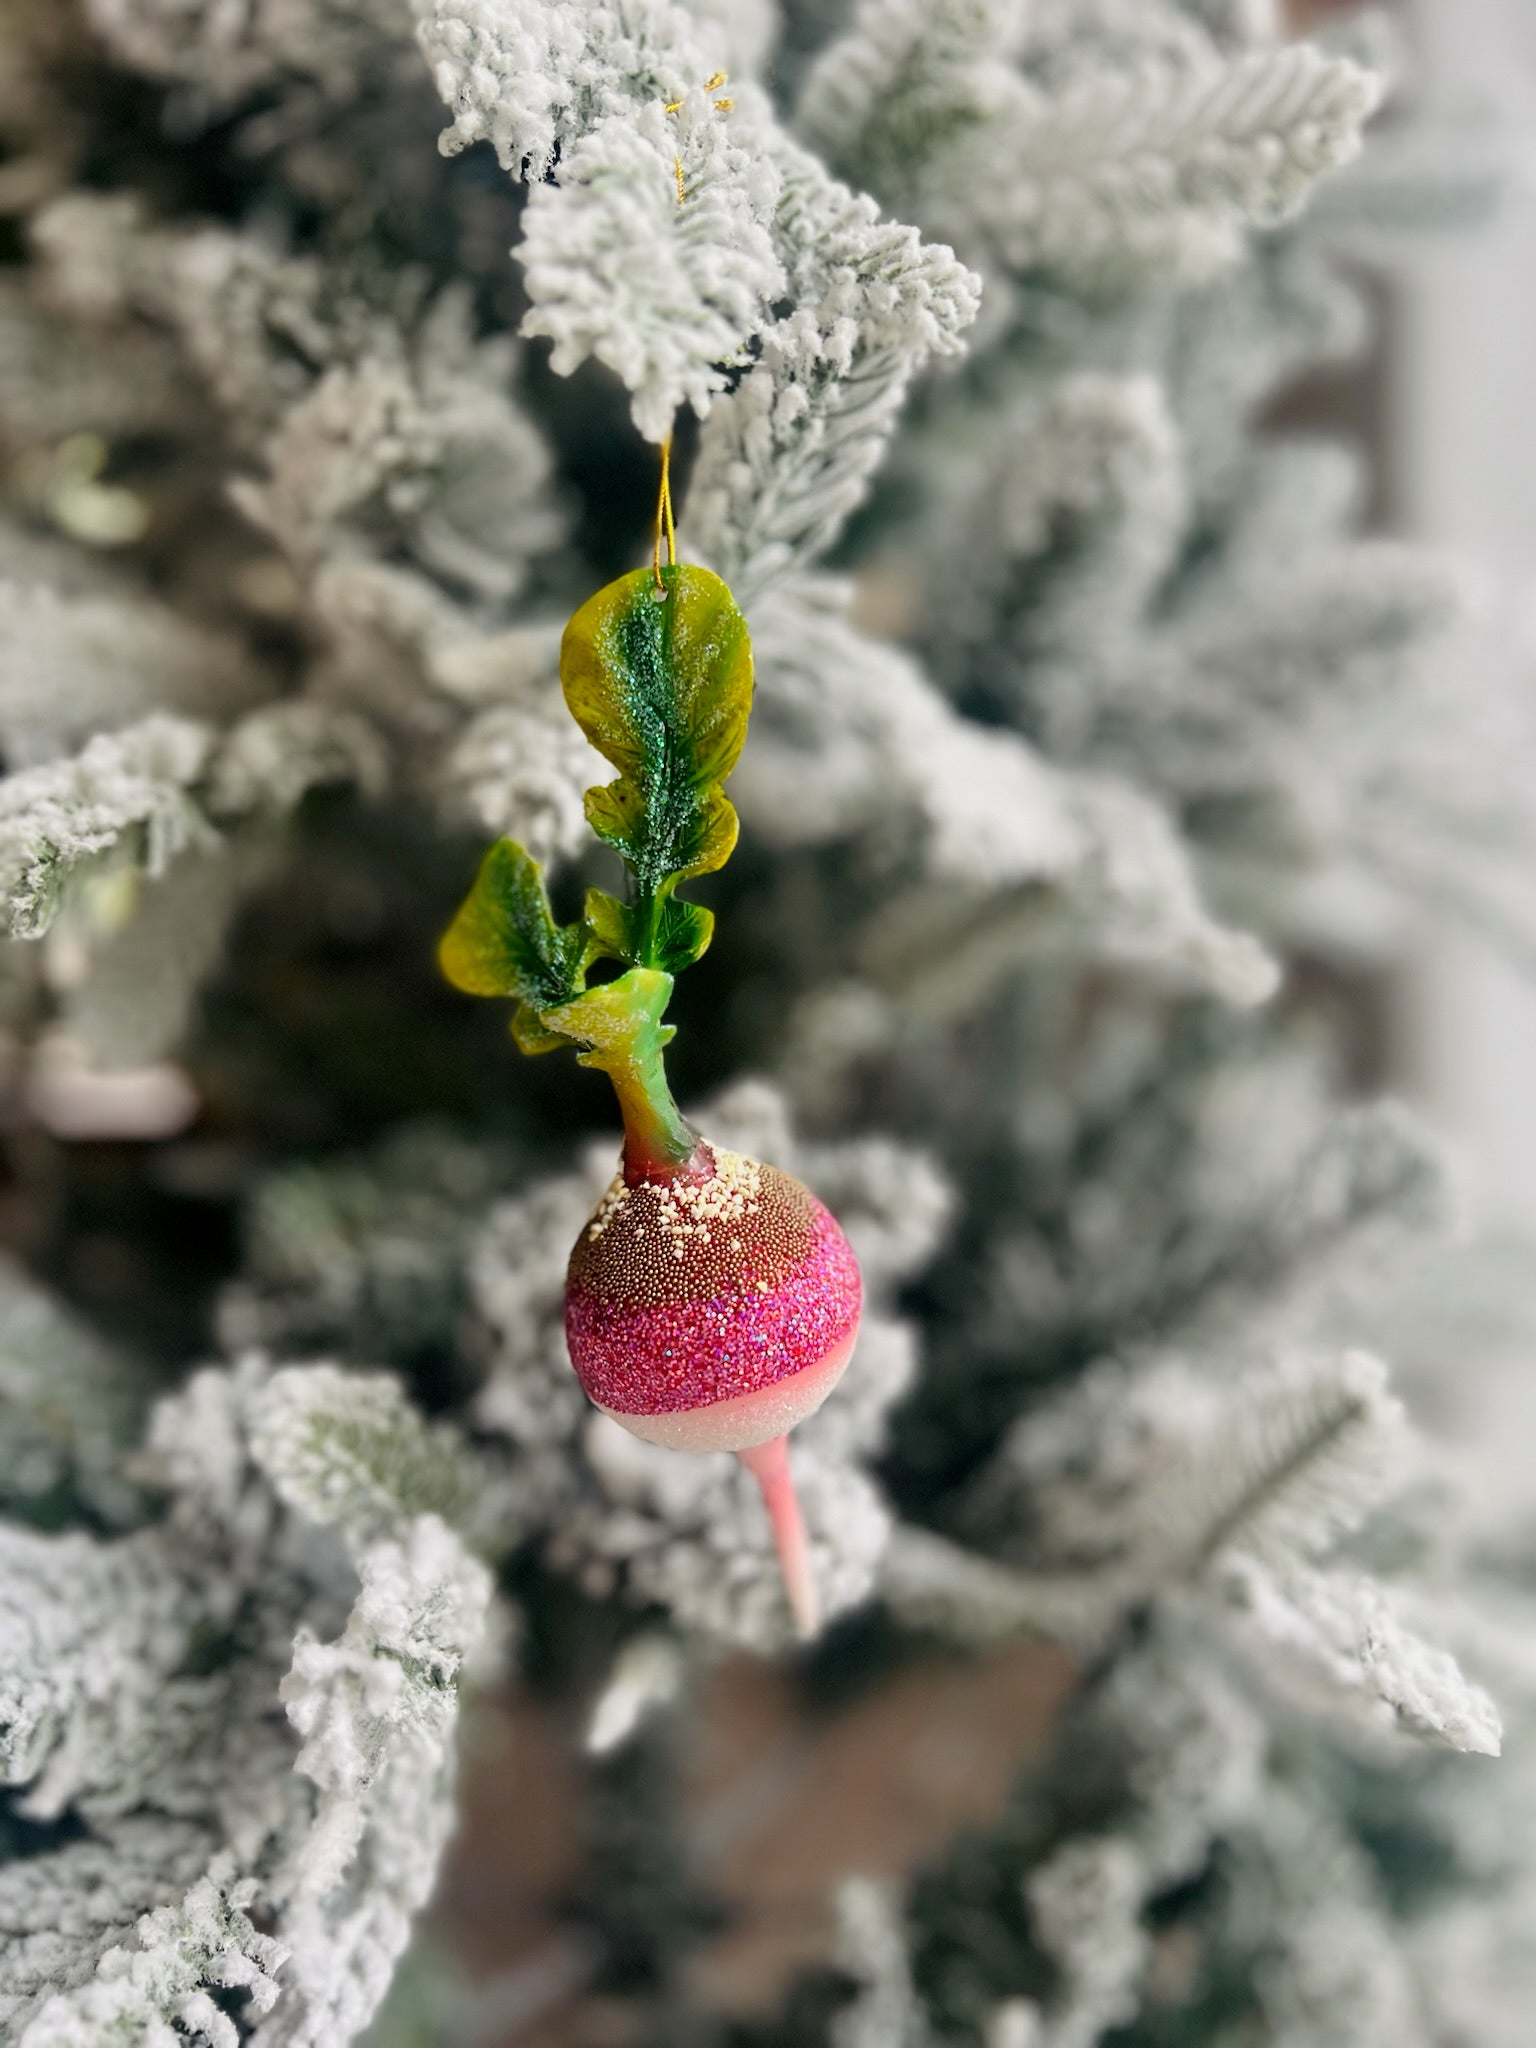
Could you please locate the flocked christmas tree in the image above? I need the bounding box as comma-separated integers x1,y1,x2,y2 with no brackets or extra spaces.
2,1,1536,2044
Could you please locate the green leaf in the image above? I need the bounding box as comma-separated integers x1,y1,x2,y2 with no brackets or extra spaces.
438,839,586,1012
580,886,631,965
648,895,716,974
561,563,753,900
583,887,715,976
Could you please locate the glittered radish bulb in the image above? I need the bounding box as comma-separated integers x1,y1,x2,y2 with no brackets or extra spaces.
567,1140,862,1455
439,556,862,1634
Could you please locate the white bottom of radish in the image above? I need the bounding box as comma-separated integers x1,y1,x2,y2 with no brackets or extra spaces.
595,1320,860,1453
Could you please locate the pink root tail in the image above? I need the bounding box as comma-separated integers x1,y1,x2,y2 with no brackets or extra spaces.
737,1434,818,1640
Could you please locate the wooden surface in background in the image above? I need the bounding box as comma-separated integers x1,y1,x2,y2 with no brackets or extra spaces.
430,1639,1077,2045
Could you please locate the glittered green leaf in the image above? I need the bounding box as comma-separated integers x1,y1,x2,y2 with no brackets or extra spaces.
561,563,753,899
583,886,715,976
438,838,586,1013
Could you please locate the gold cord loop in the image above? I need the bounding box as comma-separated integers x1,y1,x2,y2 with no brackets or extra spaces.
652,433,676,595
651,74,730,593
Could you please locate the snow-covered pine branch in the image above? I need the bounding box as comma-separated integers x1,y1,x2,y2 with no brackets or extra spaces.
517,87,783,443
742,581,1275,1007
797,0,1031,210
13,1859,286,2048
31,199,566,629
0,718,217,942
1223,1559,1503,1755
0,1254,149,1526
953,1349,1402,1605
425,0,979,513
423,0,785,441
915,371,1189,696
803,4,1381,288
263,1515,492,2046
421,0,706,179
690,142,980,599
0,709,382,942
84,0,424,108
250,1364,515,1557
0,1353,497,2045
0,578,263,774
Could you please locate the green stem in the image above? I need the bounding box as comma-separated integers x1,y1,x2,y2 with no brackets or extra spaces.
544,967,705,1183
633,883,663,973
609,1051,698,1181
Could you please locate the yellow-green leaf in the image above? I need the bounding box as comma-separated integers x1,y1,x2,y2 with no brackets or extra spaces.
438,839,586,1011
560,563,753,897
511,1003,574,1056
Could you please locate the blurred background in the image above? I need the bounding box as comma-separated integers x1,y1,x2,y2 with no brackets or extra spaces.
2,2,1536,2046
1400,0,1536,1522
1404,0,1536,1236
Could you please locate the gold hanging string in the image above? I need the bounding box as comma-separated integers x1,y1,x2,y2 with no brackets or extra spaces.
652,432,676,594
652,74,731,594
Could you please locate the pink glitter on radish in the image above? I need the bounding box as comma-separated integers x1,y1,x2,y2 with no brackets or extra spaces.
567,1158,862,1441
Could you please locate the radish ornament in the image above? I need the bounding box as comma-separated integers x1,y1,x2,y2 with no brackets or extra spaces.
439,513,862,1636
